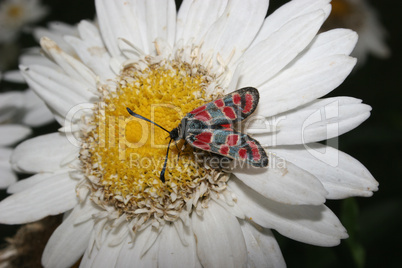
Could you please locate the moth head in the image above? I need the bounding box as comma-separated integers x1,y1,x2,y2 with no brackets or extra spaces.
170,127,180,141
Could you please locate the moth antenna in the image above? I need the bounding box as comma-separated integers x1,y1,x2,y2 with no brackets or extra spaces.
126,107,170,133
127,107,172,183
160,138,173,183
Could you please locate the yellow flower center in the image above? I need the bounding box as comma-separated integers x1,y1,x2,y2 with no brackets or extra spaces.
82,60,218,213
6,5,23,19
321,0,364,32
331,0,353,16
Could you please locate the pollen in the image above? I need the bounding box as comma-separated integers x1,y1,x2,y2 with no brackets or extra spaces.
81,59,220,215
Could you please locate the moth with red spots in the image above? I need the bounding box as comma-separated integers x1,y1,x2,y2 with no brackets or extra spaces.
127,87,268,182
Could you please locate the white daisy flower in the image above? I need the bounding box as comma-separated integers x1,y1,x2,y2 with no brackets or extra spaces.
0,0,379,267
321,0,390,63
0,0,48,43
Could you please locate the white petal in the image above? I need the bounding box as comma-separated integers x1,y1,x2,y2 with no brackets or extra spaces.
233,154,327,205
7,172,54,194
22,105,55,127
240,220,285,268
200,0,269,68
257,55,357,117
228,178,348,246
20,49,59,69
91,228,125,268
0,171,78,224
42,202,96,268
0,91,24,108
175,0,193,42
251,0,331,46
21,89,54,127
79,217,124,267
192,200,247,267
176,0,227,45
116,227,159,268
20,64,92,123
238,10,325,88
269,143,379,199
0,148,17,188
79,231,100,268
40,37,98,90
2,70,25,83
158,222,201,268
141,0,176,53
64,20,115,81
47,21,79,37
210,190,245,219
0,125,32,147
96,0,176,56
0,165,17,189
95,0,144,56
292,29,358,66
22,88,45,111
252,97,371,145
33,22,78,56
11,133,78,173
0,91,24,122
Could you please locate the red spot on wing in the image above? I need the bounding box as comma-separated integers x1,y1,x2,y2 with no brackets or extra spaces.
238,148,247,159
214,99,224,107
194,110,211,121
219,145,229,155
190,105,206,114
223,107,236,119
243,93,254,114
195,132,213,143
233,93,241,105
220,124,231,129
248,141,261,161
192,140,210,150
248,141,258,149
227,134,239,146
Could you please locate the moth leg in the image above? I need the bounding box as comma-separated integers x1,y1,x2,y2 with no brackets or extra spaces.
177,140,188,160
174,141,180,151
180,140,188,151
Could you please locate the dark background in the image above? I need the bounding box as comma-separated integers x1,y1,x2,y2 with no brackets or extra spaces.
0,0,401,267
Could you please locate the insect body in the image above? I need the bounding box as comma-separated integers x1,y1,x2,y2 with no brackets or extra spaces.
127,87,268,182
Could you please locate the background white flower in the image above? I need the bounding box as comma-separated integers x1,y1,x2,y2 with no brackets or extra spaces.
0,21,73,188
0,0,48,43
0,0,382,267
0,67,40,189
0,81,56,189
1,21,79,127
321,0,390,64
0,88,31,188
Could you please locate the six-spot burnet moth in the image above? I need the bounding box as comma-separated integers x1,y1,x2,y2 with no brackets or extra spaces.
127,87,268,182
